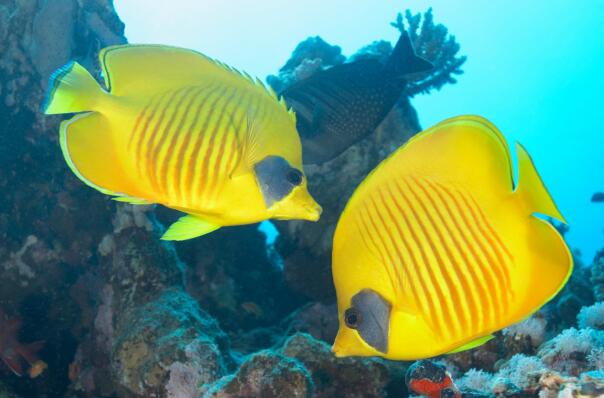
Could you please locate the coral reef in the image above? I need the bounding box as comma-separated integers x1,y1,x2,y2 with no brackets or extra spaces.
577,302,604,330
0,2,602,398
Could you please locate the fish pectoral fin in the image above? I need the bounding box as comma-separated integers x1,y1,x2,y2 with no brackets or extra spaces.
446,335,494,354
112,196,152,205
160,215,220,241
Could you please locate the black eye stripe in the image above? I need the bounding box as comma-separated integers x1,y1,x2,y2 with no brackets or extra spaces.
349,289,391,353
254,156,304,208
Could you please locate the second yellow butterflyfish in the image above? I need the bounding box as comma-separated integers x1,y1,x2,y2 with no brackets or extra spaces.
331,115,572,360
43,45,321,240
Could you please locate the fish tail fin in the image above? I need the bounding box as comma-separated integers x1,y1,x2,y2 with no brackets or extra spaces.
515,143,566,223
42,62,106,115
513,142,572,312
385,32,433,76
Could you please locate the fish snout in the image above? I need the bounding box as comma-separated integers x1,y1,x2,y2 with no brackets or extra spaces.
288,187,322,221
304,201,322,221
331,343,345,358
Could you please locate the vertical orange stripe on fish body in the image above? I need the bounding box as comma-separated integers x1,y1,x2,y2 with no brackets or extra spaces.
202,89,246,202
142,90,181,190
180,87,227,208
160,85,209,202
402,177,468,338
171,84,221,206
414,177,483,334
151,86,199,198
190,87,238,207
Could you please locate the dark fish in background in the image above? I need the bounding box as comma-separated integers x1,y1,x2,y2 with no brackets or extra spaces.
592,192,604,203
280,32,433,164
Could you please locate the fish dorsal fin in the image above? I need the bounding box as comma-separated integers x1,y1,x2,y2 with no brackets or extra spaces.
348,115,515,210
98,44,286,112
447,335,494,354
160,215,220,241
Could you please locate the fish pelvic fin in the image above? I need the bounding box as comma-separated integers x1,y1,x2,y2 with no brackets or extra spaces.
385,31,433,77
446,335,494,354
112,196,152,205
515,143,566,223
43,62,106,115
160,215,221,241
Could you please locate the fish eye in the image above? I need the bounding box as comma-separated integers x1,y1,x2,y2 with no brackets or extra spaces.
344,308,361,329
286,168,303,186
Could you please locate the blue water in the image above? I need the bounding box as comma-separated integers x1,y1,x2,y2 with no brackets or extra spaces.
115,0,604,260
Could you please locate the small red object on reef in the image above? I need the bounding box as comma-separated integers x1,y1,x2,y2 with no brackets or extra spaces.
0,308,47,378
406,360,461,398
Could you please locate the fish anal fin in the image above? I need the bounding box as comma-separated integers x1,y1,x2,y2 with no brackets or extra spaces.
60,112,144,199
447,335,494,354
160,215,220,241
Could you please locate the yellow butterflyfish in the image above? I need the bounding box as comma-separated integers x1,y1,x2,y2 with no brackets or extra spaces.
43,45,321,240
331,115,572,360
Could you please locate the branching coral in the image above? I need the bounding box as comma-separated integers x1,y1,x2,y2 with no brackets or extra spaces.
577,302,604,330
538,328,604,375
391,8,466,96
456,368,493,394
495,354,547,391
503,316,548,348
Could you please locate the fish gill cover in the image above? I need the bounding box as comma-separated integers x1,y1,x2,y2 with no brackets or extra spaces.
0,2,602,398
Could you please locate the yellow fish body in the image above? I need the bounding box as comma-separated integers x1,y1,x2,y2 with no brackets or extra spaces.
43,45,321,240
331,116,572,360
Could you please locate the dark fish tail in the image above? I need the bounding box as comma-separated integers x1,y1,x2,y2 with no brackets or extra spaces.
385,32,433,76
